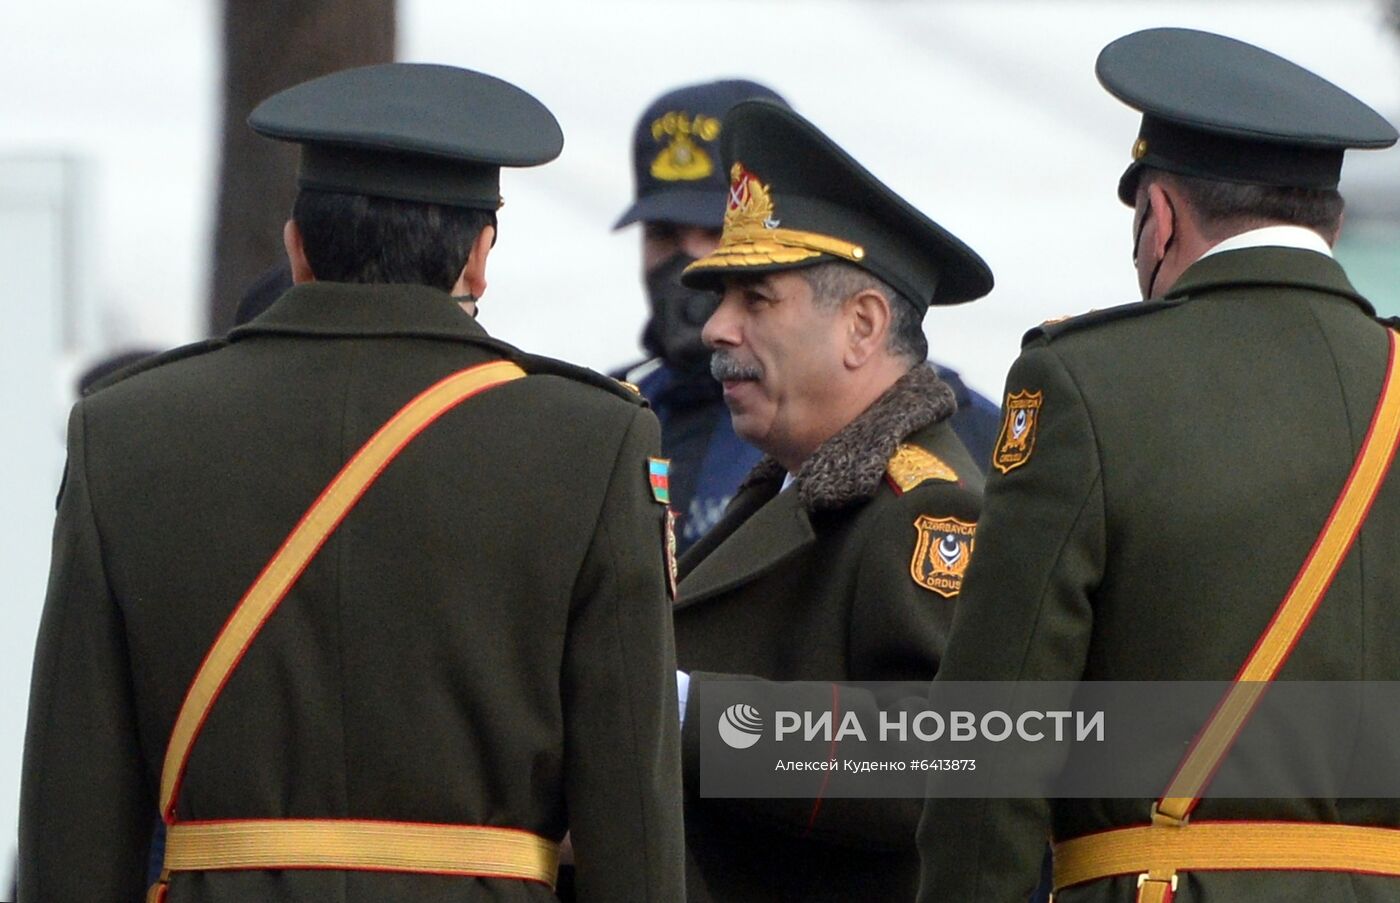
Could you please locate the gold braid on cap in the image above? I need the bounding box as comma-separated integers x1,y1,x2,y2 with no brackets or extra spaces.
685,164,865,273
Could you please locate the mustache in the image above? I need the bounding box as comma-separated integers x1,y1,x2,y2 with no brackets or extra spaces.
710,351,763,382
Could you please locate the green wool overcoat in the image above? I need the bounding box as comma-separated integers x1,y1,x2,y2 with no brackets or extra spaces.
19,283,685,903
673,363,984,903
918,247,1400,903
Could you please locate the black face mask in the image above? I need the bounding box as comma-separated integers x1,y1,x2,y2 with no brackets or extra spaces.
1132,197,1175,300
642,251,721,375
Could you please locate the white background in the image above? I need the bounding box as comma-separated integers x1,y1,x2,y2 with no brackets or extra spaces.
1,0,1398,890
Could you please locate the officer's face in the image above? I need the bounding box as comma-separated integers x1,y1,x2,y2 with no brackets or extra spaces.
703,271,849,467
639,223,725,371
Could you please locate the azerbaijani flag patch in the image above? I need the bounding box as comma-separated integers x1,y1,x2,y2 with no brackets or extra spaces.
648,457,671,505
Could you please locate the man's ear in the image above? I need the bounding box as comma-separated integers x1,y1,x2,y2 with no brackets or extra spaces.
451,224,496,299
1145,181,1176,261
284,219,316,284
843,289,891,369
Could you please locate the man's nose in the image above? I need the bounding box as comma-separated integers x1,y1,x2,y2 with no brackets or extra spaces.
701,291,741,349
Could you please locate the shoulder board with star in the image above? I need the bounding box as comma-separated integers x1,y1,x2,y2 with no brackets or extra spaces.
82,338,228,397
885,443,959,495
1022,298,1184,348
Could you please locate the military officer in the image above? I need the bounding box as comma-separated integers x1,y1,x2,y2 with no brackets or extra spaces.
671,98,993,902
612,81,1003,555
19,64,685,902
917,28,1400,903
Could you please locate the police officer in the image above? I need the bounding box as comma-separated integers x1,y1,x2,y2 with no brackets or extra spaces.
917,28,1400,902
672,98,992,902
614,80,1002,555
19,64,684,902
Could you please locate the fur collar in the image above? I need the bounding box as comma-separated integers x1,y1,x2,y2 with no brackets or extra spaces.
738,363,957,511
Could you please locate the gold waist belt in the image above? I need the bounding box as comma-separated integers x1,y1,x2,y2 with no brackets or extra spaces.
1055,821,1400,897
147,818,558,901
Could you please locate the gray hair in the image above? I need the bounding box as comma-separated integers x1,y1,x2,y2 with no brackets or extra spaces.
798,261,927,364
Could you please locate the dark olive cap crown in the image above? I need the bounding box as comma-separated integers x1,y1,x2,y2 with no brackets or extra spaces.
681,100,993,312
1098,28,1397,205
249,63,563,209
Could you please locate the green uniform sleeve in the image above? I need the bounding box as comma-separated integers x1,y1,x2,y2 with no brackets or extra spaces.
19,401,154,902
562,406,686,902
917,343,1104,902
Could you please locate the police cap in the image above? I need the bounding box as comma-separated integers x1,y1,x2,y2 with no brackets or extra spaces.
613,79,787,231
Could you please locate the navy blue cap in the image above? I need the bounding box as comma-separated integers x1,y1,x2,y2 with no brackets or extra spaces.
613,79,786,230
681,100,993,311
1098,28,1398,205
250,63,563,210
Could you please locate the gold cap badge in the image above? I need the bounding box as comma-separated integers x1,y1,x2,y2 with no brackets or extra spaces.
682,162,865,275
726,162,781,231
1132,137,1149,161
650,111,721,182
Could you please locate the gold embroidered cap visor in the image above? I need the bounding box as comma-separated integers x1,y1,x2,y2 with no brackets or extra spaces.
680,99,993,313
249,63,564,210
1098,28,1397,206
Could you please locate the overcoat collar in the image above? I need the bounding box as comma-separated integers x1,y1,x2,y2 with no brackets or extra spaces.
1168,246,1374,316
228,282,508,346
675,364,956,607
223,280,645,406
737,364,956,513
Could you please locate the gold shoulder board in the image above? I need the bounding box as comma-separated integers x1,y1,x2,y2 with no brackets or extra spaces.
886,443,958,493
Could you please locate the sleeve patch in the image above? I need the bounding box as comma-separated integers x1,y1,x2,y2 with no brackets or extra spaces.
885,444,958,494
648,457,671,504
910,515,976,597
992,389,1043,474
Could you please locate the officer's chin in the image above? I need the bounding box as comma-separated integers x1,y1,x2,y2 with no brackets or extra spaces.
724,388,770,437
